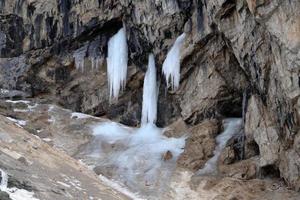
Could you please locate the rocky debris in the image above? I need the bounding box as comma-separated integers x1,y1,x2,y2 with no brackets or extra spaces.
0,114,130,200
162,169,300,200
219,145,236,165
177,119,220,171
162,150,173,161
219,157,258,180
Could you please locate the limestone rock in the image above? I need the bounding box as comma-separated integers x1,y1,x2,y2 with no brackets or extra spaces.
164,118,188,138
219,157,258,180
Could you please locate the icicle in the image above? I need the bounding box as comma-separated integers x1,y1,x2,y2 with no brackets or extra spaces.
88,39,102,70
106,28,128,101
0,169,8,191
73,44,87,72
141,54,158,125
90,56,101,70
162,33,186,91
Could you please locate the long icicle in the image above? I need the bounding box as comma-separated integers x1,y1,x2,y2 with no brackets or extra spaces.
141,53,158,125
106,27,128,102
162,33,186,91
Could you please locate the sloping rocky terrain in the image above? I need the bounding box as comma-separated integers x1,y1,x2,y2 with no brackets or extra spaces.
0,0,299,199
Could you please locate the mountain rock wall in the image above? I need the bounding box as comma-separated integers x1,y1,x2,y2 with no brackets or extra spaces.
0,0,299,190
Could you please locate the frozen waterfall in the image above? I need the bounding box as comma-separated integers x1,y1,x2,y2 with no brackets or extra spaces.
107,28,128,101
141,54,158,125
162,33,186,91
0,169,8,190
197,118,242,175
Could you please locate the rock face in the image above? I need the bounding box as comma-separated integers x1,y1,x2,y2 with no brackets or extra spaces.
177,119,220,170
0,0,299,192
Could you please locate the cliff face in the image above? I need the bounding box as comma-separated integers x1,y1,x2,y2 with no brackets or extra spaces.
0,0,299,191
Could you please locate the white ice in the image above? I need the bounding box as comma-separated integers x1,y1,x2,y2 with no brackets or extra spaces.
0,169,39,200
6,117,27,127
91,122,186,195
0,169,8,190
141,54,158,125
197,118,242,175
71,112,94,119
162,33,186,91
106,28,128,101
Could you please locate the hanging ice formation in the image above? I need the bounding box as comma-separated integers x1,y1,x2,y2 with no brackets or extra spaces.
162,33,186,91
88,39,102,70
106,28,128,101
73,44,88,72
141,54,158,125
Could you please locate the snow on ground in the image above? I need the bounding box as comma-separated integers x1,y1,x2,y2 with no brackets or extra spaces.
6,117,27,127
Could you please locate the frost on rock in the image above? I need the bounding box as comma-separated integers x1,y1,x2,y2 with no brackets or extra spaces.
106,28,128,101
197,118,242,175
141,54,158,125
162,33,186,91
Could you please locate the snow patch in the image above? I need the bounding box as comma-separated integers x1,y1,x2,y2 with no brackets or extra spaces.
5,100,30,104
98,175,145,200
6,117,27,127
71,112,94,119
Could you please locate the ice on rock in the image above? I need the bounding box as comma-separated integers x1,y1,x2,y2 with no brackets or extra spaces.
107,28,128,101
0,169,8,190
0,169,39,200
90,122,185,195
197,118,242,175
141,54,158,125
162,33,186,91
